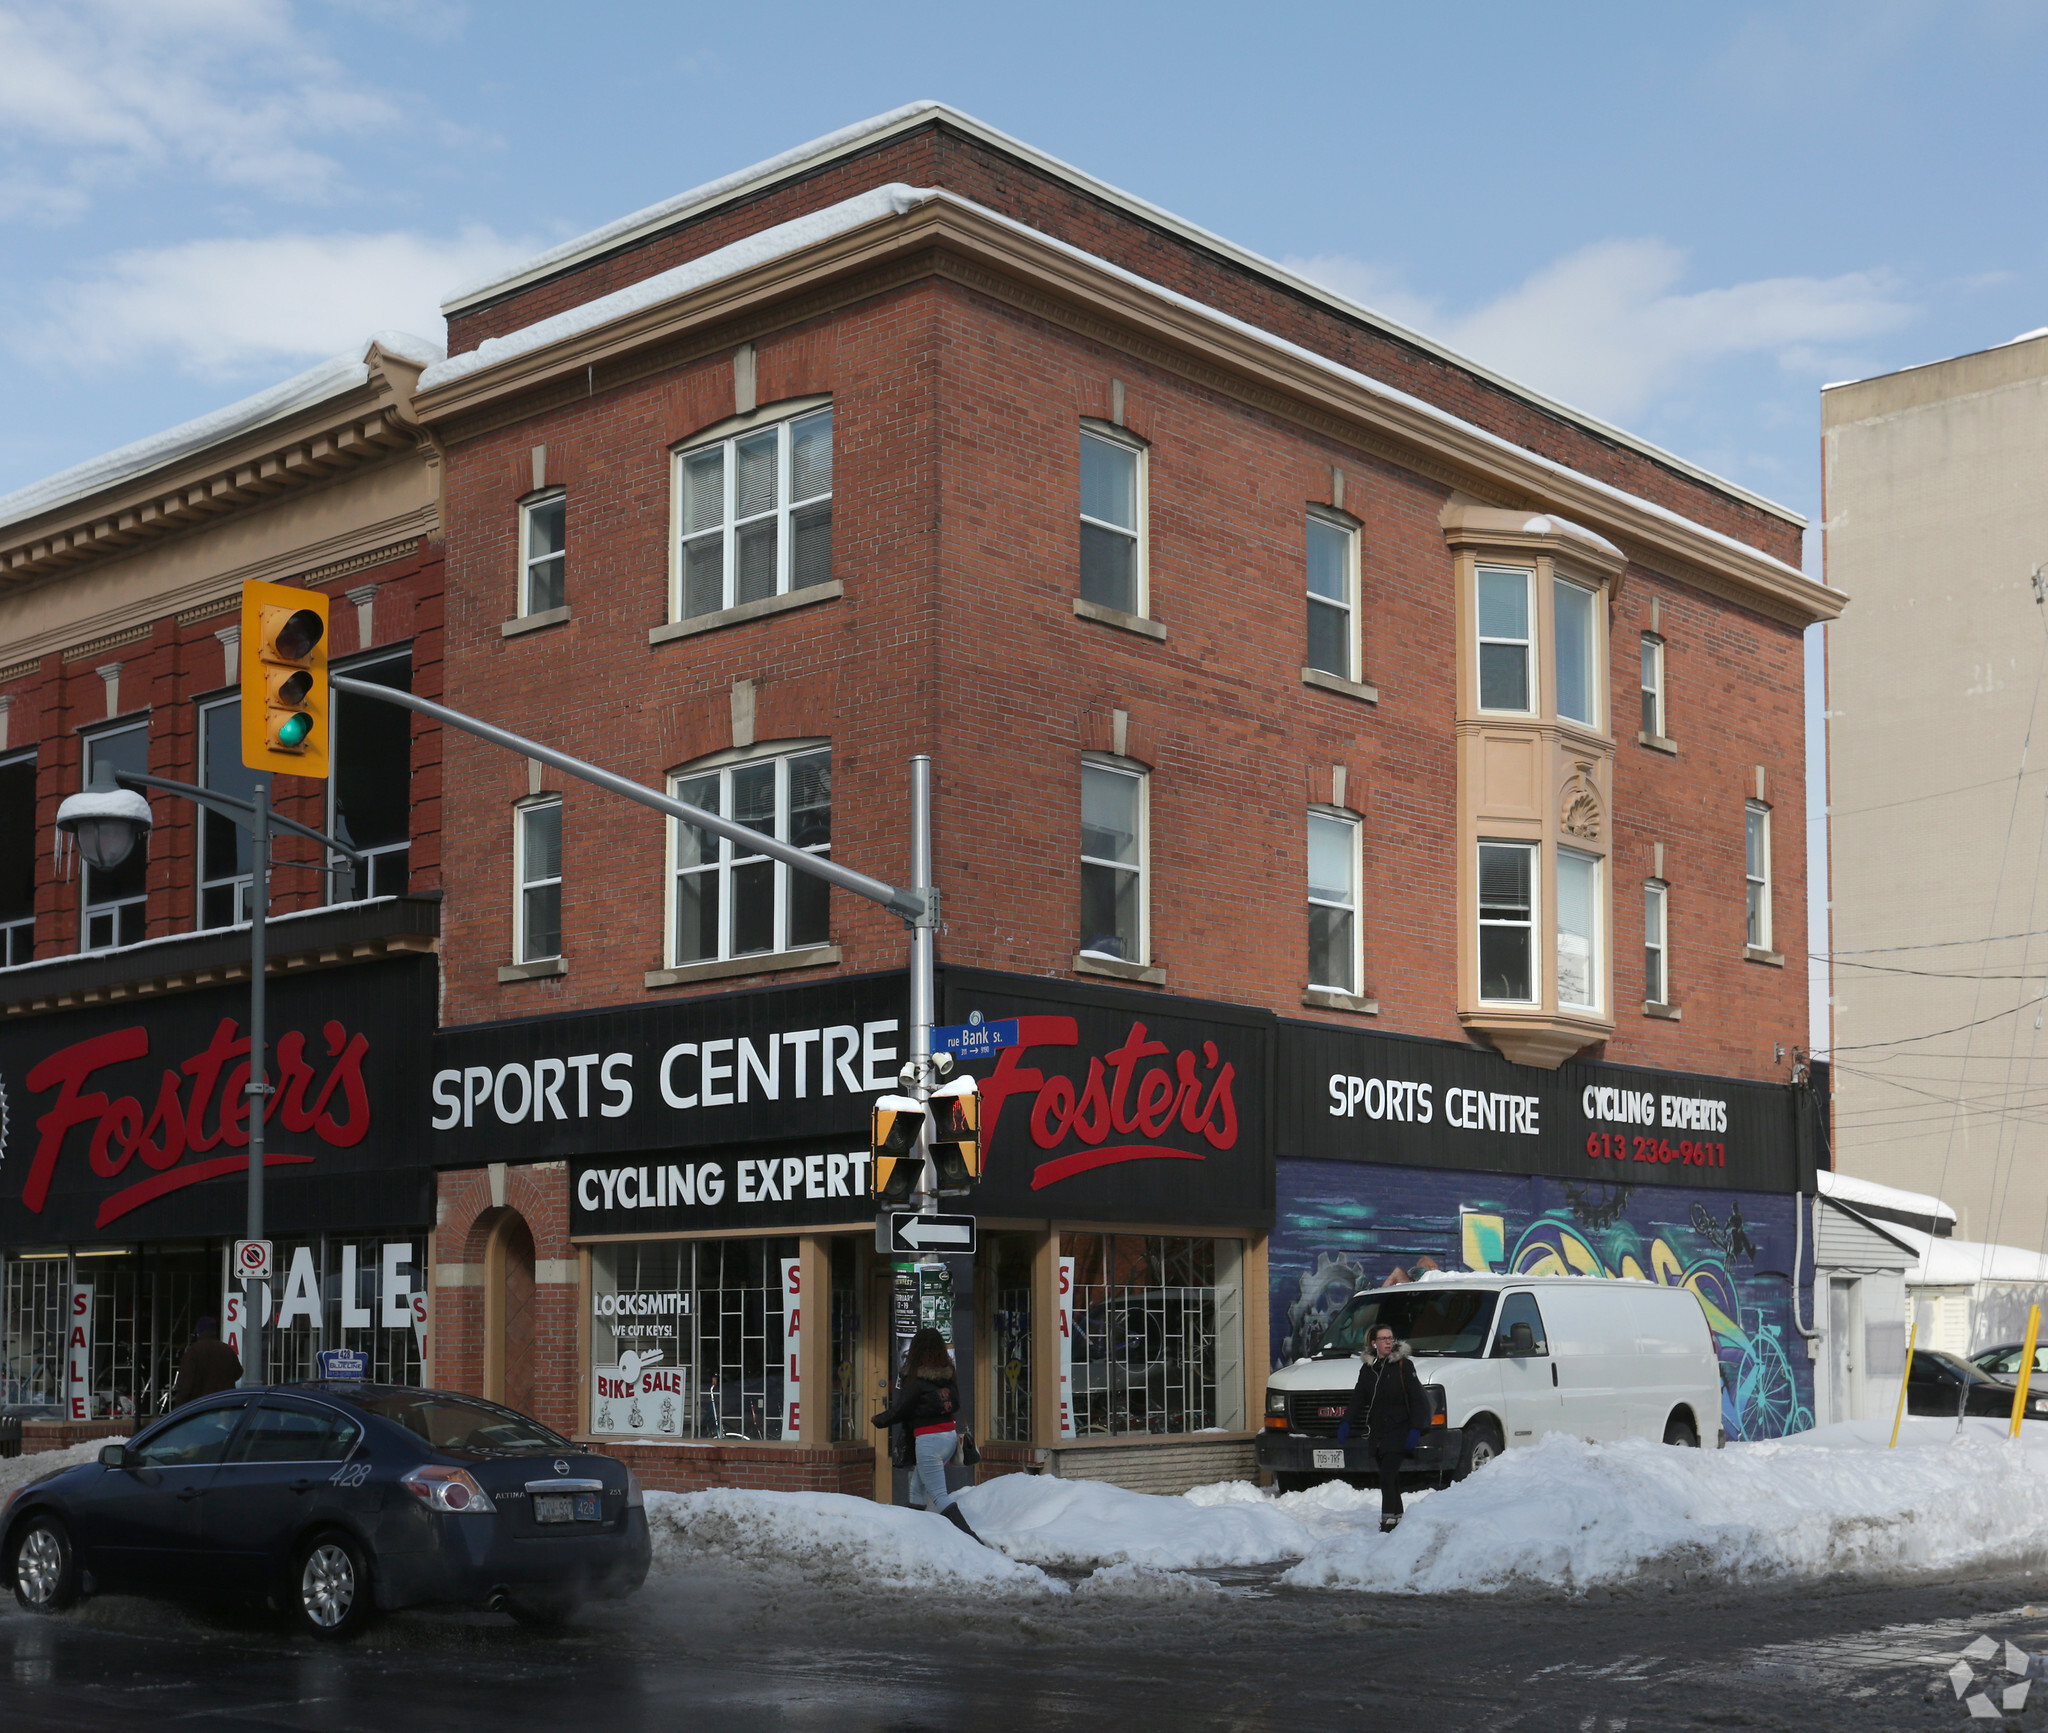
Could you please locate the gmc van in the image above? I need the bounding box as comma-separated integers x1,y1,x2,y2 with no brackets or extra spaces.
1257,1274,1723,1490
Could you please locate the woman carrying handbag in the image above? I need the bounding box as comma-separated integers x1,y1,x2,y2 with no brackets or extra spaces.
872,1328,985,1544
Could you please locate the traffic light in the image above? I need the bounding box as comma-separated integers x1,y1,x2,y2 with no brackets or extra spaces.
241,579,330,776
870,1094,926,1205
928,1077,981,1194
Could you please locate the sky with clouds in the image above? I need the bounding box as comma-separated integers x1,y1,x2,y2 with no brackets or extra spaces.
1,0,2041,1048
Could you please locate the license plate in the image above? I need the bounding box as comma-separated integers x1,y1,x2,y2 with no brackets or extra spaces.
534,1492,602,1524
1312,1448,1345,1469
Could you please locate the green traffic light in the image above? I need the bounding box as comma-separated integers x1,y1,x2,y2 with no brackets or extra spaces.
278,712,313,748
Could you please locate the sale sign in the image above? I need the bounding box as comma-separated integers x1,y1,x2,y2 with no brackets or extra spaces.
781,1257,802,1439
65,1284,93,1421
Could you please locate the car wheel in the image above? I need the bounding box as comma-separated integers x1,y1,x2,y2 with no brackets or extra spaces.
1663,1413,1701,1448
505,1593,579,1630
10,1515,81,1614
289,1530,375,1641
1453,1419,1503,1480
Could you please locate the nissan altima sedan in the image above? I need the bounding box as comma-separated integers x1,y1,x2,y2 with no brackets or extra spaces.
0,1383,650,1638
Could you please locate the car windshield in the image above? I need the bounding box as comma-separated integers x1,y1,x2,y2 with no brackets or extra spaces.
348,1392,570,1456
1315,1287,1495,1358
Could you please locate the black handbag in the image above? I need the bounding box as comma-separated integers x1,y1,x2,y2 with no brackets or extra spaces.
957,1427,981,1468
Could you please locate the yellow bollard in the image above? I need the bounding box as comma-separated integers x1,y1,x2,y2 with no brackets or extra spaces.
2009,1304,2042,1440
1890,1319,1917,1449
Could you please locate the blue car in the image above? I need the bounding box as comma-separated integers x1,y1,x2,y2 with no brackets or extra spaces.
0,1383,651,1638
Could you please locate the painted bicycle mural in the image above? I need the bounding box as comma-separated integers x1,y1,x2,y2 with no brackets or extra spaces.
1271,1159,1813,1441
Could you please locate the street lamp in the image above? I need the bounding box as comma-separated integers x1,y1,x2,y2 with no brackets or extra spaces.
54,762,363,1392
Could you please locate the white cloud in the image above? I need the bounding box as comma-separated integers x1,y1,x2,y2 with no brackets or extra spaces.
28,229,537,376
0,0,403,208
1284,239,1915,425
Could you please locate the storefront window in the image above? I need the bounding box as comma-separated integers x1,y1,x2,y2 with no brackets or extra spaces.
2,1253,67,1412
1064,1235,1239,1437
590,1237,799,1441
829,1238,860,1443
989,1234,1035,1443
258,1237,424,1386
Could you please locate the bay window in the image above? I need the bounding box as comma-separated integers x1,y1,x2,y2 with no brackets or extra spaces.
1478,842,1536,1003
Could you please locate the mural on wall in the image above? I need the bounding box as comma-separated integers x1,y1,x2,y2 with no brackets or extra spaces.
1272,1159,1813,1441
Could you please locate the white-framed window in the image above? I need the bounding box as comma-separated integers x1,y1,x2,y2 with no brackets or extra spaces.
520,489,566,616
1556,848,1600,1011
1745,802,1772,951
1477,841,1536,1003
80,722,148,951
1305,512,1358,680
0,749,33,966
197,696,259,930
1553,576,1600,727
1079,427,1146,616
673,406,833,621
1476,565,1533,713
515,798,562,963
668,746,831,965
326,649,411,904
1307,809,1361,994
1644,880,1669,1005
1640,635,1665,737
1080,758,1147,963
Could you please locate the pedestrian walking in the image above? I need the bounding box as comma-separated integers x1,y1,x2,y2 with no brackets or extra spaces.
168,1316,242,1409
872,1328,984,1543
1336,1321,1433,1531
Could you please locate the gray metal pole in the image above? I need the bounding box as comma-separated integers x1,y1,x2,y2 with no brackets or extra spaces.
909,755,936,1213
241,781,268,1389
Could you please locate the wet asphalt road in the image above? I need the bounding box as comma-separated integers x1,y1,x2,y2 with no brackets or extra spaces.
2,1561,2045,1732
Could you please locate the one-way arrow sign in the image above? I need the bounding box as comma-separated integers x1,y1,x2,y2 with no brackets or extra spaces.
885,1212,977,1256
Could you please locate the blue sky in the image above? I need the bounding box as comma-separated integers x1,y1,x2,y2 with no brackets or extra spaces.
3,0,2041,1051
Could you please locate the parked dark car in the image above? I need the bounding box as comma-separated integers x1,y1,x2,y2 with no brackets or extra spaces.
1973,1342,2048,1382
1906,1350,2047,1421
0,1383,650,1638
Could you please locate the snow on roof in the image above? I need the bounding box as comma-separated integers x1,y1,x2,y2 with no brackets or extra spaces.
0,331,443,536
1885,1221,2048,1287
427,185,1817,599
1817,1169,1957,1226
443,100,1801,529
1520,514,1624,563
418,186,933,394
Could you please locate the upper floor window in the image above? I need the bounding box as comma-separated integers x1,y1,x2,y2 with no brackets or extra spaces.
1556,849,1600,1012
1079,427,1145,617
1080,759,1146,964
327,649,411,904
1305,513,1358,681
1644,880,1669,1006
1476,566,1532,713
1553,577,1600,727
1745,802,1772,951
1477,841,1535,1004
669,745,831,965
198,696,259,929
1307,809,1360,995
1640,635,1665,738
521,490,566,616
0,750,33,966
516,798,562,963
81,722,148,951
674,406,832,621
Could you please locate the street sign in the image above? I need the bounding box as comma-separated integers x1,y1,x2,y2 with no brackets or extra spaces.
316,1347,368,1382
885,1212,977,1256
932,1018,1019,1061
233,1238,273,1281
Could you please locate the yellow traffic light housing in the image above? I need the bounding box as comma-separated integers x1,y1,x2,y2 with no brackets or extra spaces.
241,579,330,777
929,1077,981,1194
871,1094,926,1205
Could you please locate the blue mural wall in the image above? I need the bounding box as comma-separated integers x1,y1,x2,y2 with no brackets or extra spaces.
1272,1158,1814,1441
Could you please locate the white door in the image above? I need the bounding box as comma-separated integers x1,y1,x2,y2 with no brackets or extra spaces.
1828,1278,1862,1423
1492,1291,1561,1447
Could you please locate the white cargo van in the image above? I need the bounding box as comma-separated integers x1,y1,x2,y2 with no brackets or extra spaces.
1255,1274,1723,1491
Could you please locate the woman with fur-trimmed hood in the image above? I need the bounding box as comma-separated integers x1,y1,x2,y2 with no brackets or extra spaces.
1336,1322,1433,1531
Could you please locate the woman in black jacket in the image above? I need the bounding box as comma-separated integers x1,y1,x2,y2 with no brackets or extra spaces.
1336,1323,1434,1531
872,1329,983,1542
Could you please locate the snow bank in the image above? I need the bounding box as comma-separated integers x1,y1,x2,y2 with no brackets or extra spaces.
0,1439,124,1506
959,1473,1319,1570
642,1487,1064,1595
1282,1420,2048,1595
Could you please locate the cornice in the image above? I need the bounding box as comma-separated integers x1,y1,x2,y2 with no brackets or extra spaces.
0,341,433,601
413,199,1843,630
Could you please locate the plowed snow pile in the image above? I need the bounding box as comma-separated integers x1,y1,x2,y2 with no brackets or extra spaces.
0,1438,125,1505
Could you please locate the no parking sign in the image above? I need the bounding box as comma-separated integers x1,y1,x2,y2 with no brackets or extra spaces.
232,1239,273,1282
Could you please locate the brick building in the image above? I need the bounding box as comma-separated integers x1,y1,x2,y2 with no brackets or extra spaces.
0,105,1839,1485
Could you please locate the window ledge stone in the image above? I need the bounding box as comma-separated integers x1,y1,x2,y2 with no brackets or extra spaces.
1301,667,1379,705
1744,947,1786,968
498,957,566,982
1302,988,1379,1015
1073,951,1166,986
1072,597,1167,641
502,606,571,638
645,944,840,989
1636,730,1679,755
649,580,842,644
1644,1000,1682,1021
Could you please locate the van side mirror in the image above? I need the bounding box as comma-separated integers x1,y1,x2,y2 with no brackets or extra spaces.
98,1442,130,1469
1504,1322,1538,1356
